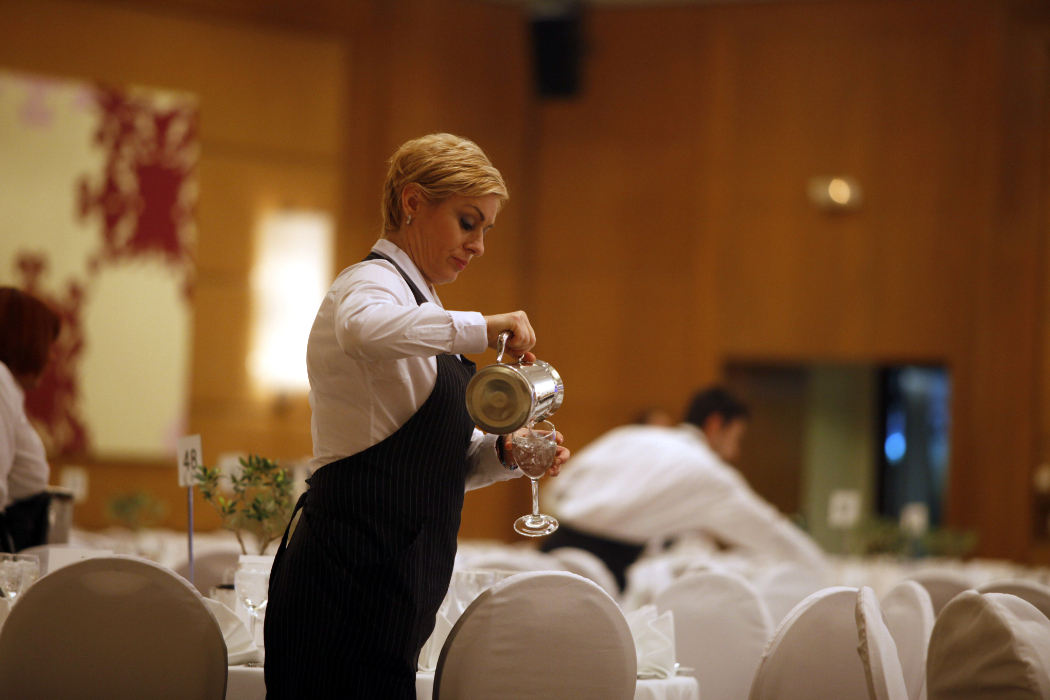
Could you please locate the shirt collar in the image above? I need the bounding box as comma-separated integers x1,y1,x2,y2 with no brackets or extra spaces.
0,361,25,405
372,239,441,307
676,422,709,447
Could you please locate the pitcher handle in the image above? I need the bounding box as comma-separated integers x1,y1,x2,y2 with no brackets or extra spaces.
496,331,509,363
495,331,526,365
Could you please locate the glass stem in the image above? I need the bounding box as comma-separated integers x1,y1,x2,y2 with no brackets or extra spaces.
249,611,257,641
531,479,541,517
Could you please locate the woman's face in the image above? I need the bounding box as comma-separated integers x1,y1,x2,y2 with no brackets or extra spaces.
403,192,500,286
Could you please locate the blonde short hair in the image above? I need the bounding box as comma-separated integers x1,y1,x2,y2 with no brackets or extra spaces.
382,133,509,233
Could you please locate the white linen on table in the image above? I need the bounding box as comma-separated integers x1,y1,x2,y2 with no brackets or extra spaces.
625,605,677,680
204,598,263,666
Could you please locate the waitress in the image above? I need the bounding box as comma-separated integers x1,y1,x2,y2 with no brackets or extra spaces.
265,133,569,699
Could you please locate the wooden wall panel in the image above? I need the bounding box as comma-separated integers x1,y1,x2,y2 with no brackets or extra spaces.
0,0,347,529
338,0,535,540
529,0,1050,560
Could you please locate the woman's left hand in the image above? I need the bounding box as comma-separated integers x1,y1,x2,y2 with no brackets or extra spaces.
547,431,569,477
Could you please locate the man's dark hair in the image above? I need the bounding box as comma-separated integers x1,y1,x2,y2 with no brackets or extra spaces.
684,386,749,428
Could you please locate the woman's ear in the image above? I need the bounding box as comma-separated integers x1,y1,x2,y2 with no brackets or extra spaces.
400,183,422,223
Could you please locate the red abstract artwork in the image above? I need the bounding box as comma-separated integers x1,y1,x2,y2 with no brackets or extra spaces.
78,86,198,297
10,80,199,457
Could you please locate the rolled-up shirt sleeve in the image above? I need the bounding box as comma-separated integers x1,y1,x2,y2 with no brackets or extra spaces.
464,430,523,491
333,266,487,360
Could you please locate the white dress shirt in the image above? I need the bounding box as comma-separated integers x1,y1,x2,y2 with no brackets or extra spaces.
0,362,50,509
307,238,520,490
545,423,827,571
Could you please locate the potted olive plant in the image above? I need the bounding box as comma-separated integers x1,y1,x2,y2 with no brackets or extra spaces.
194,454,294,555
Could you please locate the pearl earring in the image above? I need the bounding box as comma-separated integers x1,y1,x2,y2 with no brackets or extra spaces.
407,215,413,226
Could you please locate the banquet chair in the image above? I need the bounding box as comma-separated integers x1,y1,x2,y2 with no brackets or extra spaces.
655,570,774,700
753,561,826,626
856,587,910,700
434,571,636,700
927,590,1050,700
0,555,227,700
547,546,620,599
748,587,871,700
976,579,1050,621
905,569,973,617
880,580,934,700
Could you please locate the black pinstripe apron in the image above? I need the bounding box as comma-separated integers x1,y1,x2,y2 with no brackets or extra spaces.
264,252,477,699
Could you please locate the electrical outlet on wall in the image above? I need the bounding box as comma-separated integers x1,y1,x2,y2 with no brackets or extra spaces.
58,466,89,504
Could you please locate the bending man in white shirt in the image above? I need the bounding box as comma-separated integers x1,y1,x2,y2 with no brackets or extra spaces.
542,386,826,590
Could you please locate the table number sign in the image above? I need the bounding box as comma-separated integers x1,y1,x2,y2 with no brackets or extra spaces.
177,434,203,487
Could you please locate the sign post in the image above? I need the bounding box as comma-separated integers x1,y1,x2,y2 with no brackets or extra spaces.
177,434,203,585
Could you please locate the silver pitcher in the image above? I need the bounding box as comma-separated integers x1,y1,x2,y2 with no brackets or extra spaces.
465,331,564,434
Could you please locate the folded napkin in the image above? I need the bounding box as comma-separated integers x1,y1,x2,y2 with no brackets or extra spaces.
417,610,454,672
205,598,263,666
625,605,677,679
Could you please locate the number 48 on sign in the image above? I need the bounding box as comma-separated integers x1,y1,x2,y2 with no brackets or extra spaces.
177,434,203,487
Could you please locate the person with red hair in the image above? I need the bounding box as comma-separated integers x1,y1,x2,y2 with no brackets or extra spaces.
0,287,60,552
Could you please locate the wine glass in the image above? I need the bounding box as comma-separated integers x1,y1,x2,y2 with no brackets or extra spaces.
234,564,269,660
15,554,39,598
0,554,22,606
512,420,559,537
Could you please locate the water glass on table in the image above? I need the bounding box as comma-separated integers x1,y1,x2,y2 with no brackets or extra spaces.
234,563,269,665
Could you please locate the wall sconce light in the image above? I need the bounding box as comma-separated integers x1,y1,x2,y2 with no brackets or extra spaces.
249,209,334,395
808,176,862,212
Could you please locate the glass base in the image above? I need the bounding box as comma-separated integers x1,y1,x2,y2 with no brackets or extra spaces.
514,513,559,537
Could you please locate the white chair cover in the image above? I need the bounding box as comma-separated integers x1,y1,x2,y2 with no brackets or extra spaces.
18,542,113,575
856,587,910,700
976,579,1050,621
0,555,227,700
435,571,636,700
749,586,870,700
927,590,1050,700
905,569,973,617
753,561,827,627
457,547,567,573
880,580,934,700
548,546,621,599
656,570,773,700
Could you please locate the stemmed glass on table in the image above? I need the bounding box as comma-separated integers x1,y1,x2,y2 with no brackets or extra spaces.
512,420,560,537
234,563,269,665
0,553,40,606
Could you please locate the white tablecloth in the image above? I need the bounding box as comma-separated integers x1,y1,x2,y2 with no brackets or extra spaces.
226,667,699,700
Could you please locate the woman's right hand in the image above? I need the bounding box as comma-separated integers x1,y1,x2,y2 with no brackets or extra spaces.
483,311,536,357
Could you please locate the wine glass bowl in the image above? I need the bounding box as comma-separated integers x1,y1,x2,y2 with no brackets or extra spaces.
0,554,22,605
512,421,559,537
